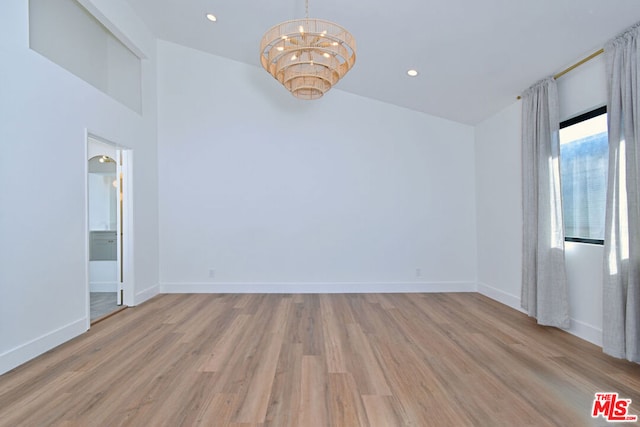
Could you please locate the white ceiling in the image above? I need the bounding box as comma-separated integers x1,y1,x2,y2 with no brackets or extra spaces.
123,0,640,125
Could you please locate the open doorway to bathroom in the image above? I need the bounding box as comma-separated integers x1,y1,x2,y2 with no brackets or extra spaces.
87,136,132,323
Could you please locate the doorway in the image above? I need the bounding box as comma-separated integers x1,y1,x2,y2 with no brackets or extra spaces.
87,136,132,323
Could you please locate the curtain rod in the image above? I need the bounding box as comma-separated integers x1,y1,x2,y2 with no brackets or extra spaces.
553,48,604,79
517,48,605,100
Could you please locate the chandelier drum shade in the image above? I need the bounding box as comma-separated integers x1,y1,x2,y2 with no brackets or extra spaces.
259,18,356,100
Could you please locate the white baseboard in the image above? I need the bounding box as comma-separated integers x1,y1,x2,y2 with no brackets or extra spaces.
90,281,118,292
477,281,602,347
159,281,478,294
477,281,525,313
0,318,87,376
135,284,160,306
567,319,602,347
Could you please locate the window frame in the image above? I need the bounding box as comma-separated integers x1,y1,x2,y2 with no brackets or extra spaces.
559,105,607,246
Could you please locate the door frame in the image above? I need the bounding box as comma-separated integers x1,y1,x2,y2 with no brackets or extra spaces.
85,132,134,327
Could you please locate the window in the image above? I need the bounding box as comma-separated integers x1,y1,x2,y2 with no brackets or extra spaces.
559,106,607,244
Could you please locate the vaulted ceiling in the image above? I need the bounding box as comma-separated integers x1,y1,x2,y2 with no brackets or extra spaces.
123,0,640,125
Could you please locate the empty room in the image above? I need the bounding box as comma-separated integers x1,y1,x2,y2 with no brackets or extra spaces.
1,0,640,425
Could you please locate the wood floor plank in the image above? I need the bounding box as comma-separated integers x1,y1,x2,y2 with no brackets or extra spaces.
362,395,404,427
200,314,252,372
319,294,348,373
196,393,239,427
344,323,392,396
264,343,303,427
327,373,369,426
232,298,291,424
137,358,216,426
1,293,640,426
366,329,475,426
287,294,323,356
193,393,238,427
299,355,328,427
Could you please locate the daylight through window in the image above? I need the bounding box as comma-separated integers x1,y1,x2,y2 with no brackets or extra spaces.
559,106,607,244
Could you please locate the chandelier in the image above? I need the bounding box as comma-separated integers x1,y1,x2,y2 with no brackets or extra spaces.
259,0,356,100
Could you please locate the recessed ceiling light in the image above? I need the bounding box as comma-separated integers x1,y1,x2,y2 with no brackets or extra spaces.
407,69,419,77
206,13,217,22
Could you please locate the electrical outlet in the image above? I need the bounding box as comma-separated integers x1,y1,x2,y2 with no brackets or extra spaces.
415,268,422,278
209,269,216,279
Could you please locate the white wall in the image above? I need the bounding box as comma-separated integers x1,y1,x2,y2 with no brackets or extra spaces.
475,53,608,345
475,102,523,308
0,0,159,375
157,41,477,293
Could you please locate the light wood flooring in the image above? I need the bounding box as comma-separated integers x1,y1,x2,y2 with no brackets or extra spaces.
1,293,639,426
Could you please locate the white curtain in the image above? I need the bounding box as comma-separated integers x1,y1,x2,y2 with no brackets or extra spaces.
603,22,640,362
521,77,571,328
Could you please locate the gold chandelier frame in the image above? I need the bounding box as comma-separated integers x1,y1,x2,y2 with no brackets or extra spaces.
259,14,356,100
